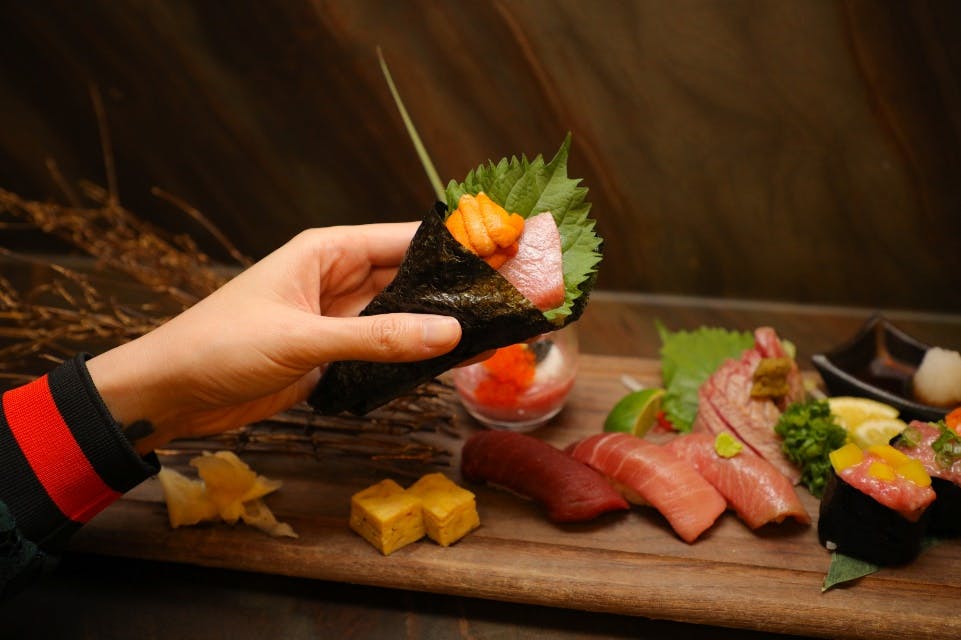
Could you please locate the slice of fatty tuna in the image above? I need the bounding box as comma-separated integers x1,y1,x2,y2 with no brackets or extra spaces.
498,211,565,311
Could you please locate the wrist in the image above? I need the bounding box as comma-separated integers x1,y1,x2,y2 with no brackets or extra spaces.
86,335,182,455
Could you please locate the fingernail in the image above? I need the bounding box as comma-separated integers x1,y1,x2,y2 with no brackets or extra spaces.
422,316,460,349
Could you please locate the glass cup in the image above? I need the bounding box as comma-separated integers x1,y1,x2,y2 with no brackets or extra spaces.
452,324,579,432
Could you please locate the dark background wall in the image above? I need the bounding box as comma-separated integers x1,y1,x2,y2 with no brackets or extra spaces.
1,0,959,311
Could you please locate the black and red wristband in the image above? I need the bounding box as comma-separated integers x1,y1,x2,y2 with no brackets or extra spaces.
0,355,158,549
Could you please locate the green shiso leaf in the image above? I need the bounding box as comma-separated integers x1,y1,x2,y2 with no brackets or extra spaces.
822,538,941,592
444,134,602,323
656,321,755,432
822,552,879,592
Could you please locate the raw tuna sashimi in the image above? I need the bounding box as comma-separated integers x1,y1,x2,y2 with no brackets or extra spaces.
666,433,810,529
498,211,565,311
836,452,935,521
567,433,726,543
460,430,629,522
693,327,801,484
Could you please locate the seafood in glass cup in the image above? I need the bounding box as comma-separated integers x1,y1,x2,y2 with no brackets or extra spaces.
452,325,578,431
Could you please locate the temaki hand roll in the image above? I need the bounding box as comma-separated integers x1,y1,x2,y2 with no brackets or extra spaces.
309,135,602,415
818,443,935,565
893,419,961,536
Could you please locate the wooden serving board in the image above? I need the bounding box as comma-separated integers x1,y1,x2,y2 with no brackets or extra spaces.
70,355,961,640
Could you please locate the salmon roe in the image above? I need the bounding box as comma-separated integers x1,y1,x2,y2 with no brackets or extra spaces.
474,344,537,408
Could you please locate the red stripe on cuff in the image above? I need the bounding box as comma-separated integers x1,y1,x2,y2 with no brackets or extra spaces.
2,374,120,523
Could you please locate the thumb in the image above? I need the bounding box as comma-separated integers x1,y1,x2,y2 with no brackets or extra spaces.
306,313,462,364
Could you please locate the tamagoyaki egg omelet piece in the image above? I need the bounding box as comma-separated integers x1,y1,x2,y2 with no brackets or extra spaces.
405,473,480,547
349,478,425,555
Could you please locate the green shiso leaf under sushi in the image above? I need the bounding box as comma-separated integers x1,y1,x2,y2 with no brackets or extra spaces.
445,133,602,323
822,552,879,592
822,537,941,592
656,322,755,432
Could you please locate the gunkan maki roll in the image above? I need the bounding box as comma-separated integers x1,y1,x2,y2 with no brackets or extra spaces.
893,419,961,536
818,443,935,565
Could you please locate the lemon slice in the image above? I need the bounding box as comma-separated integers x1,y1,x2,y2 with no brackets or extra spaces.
604,388,665,437
851,418,909,449
828,396,899,431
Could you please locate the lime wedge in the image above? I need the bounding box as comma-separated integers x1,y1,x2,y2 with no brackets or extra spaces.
604,388,665,437
851,418,908,449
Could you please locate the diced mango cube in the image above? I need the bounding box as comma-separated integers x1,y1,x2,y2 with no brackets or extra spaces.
867,444,911,467
895,458,932,488
868,461,896,482
406,473,480,547
829,443,863,473
349,479,425,555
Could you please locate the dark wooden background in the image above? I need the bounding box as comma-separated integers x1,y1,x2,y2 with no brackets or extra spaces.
1,0,959,311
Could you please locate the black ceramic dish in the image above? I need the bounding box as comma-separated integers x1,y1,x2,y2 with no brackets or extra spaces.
811,313,949,423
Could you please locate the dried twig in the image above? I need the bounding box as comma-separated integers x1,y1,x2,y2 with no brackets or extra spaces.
157,379,461,465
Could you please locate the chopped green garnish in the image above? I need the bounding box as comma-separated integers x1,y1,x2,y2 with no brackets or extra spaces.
774,399,847,498
932,420,961,469
898,424,923,448
656,322,755,432
714,432,743,458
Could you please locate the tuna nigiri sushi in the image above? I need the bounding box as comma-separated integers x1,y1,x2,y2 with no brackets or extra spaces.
461,430,629,523
894,419,961,536
665,433,810,529
818,443,935,565
568,433,727,543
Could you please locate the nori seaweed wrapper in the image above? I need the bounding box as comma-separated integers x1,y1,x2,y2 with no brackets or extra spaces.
892,428,961,537
817,470,929,566
307,202,595,415
928,477,961,537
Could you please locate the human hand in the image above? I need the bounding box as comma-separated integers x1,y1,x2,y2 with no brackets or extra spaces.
87,222,462,454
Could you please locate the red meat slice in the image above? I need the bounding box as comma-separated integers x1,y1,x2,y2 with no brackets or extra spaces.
568,433,727,543
693,327,803,485
666,433,810,529
498,211,565,311
460,430,629,522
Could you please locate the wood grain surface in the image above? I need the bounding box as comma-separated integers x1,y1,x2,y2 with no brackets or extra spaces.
2,0,960,311
67,354,961,640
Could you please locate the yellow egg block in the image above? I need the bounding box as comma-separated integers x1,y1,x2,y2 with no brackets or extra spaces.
405,472,480,547
349,478,425,556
